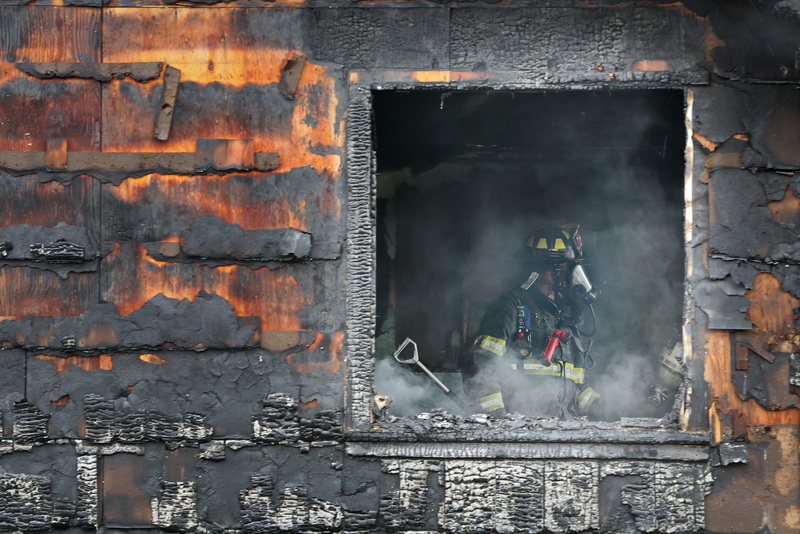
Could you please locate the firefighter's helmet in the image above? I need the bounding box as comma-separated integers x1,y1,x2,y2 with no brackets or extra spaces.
525,225,584,264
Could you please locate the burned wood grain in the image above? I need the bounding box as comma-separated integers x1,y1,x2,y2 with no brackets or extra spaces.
706,330,800,429
0,473,54,529
16,62,163,82
0,79,101,152
0,174,98,243
154,66,181,142
0,267,98,317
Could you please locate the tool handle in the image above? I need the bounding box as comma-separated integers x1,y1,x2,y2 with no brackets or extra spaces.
413,360,451,394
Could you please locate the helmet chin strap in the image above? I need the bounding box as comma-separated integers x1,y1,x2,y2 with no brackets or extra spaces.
520,271,539,290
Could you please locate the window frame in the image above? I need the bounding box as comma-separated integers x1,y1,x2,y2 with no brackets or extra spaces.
344,77,708,458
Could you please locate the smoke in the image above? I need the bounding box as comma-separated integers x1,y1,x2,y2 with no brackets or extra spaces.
373,357,466,417
374,90,685,421
589,353,671,420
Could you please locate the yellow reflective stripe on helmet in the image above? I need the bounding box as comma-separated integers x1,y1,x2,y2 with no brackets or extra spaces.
478,392,504,413
553,238,566,250
578,387,601,412
535,237,548,249
508,360,585,384
476,335,507,357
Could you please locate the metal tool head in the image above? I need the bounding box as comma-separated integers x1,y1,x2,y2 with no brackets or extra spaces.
392,337,419,364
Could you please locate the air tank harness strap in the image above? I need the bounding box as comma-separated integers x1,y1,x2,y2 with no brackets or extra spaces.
514,300,533,361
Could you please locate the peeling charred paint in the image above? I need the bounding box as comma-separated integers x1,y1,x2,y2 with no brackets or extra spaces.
0,292,259,351
706,425,800,533
180,215,312,261
0,223,107,279
16,62,163,82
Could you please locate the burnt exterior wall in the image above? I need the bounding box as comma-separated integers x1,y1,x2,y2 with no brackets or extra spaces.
0,1,797,533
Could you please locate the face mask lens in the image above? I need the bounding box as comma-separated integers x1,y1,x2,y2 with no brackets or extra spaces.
570,265,600,304
571,265,593,292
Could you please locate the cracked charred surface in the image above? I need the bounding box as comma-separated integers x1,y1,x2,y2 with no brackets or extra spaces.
0,1,798,533
689,12,800,531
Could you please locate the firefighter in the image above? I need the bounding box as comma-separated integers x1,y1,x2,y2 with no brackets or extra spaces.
460,224,603,419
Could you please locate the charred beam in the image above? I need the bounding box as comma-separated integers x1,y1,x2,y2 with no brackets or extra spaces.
154,66,181,142
0,473,54,530
16,62,163,82
348,442,709,461
252,393,343,446
30,239,86,263
0,144,281,183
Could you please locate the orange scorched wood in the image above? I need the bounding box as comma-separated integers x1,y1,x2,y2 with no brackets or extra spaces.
100,8,342,178
706,330,800,428
102,243,308,331
0,8,101,152
34,353,113,372
705,273,800,430
0,175,96,227
745,272,799,334
768,186,800,227
105,173,315,231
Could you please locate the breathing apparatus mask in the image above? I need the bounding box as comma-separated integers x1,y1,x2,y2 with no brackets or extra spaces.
567,263,600,305
525,224,601,308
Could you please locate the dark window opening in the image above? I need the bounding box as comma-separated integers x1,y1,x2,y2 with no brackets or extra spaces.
373,90,685,421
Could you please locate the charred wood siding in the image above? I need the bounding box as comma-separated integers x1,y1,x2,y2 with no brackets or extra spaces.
0,2,797,533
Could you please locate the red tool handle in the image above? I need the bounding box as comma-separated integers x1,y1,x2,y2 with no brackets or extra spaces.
541,329,569,366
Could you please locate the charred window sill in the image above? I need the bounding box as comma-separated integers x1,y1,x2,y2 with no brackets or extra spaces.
345,416,709,461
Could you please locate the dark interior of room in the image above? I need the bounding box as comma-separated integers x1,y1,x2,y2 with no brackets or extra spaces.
373,89,686,420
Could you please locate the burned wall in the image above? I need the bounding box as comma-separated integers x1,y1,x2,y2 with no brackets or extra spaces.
0,1,797,533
